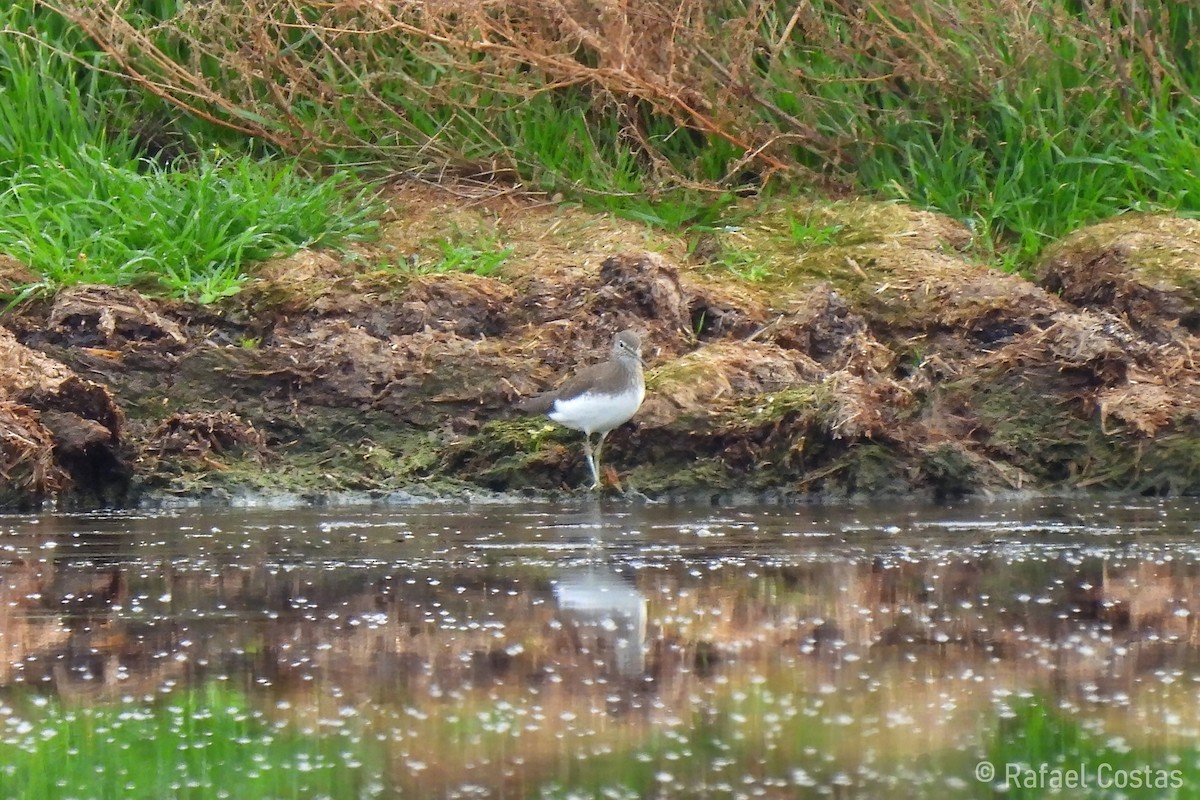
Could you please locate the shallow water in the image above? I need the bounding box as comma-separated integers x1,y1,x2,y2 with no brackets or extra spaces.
2,497,1200,799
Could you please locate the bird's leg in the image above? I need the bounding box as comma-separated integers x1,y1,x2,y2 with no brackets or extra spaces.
593,432,609,485
594,432,625,490
582,433,601,489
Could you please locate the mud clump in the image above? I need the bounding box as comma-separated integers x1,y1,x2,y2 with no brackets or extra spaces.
0,327,128,506
766,285,889,372
136,411,267,488
640,341,824,429
597,252,690,339
393,275,516,338
1037,215,1200,337
147,411,266,461
241,250,517,340
0,400,66,503
46,285,187,349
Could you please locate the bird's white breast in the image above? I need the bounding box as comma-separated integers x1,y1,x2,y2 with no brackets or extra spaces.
549,384,645,435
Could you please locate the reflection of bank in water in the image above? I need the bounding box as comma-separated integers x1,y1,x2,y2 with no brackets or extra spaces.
554,567,647,678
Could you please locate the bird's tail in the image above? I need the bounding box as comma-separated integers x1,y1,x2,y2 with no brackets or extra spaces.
515,393,554,414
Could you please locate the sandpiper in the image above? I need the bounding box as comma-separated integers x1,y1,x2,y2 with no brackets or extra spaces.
517,330,647,489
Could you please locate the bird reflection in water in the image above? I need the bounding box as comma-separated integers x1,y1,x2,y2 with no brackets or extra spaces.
554,565,648,679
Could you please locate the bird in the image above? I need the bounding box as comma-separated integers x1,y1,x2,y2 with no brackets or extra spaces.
517,330,647,489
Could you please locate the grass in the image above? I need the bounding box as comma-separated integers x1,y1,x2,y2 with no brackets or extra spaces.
0,4,380,304
0,154,380,303
308,0,1200,271
6,0,1200,298
707,246,771,282
857,95,1200,271
372,227,514,278
586,189,742,231
786,214,845,249
762,0,1200,270
417,235,514,277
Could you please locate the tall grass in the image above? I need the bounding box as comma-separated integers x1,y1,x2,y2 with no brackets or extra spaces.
796,0,1200,267
1,152,379,303
0,4,378,303
24,0,1200,273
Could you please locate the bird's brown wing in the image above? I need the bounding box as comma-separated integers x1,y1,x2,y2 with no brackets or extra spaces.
515,361,620,414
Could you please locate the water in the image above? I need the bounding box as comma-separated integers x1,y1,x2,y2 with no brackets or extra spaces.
2,497,1200,799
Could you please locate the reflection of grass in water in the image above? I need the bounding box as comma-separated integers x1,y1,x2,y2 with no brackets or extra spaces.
532,677,977,798
6,678,1199,798
0,684,383,800
536,689,1200,798
987,699,1198,800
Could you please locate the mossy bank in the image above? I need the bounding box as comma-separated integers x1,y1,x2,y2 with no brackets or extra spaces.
4,186,1200,508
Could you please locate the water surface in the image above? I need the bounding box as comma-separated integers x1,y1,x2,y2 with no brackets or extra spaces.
2,497,1199,798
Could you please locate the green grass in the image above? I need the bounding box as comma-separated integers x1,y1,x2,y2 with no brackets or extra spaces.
419,235,514,276
372,228,514,277
786,214,845,249
708,246,771,282
753,0,1200,270
0,684,385,800
9,0,1200,293
314,46,745,231
0,153,380,303
588,189,741,231
0,4,379,304
856,94,1200,271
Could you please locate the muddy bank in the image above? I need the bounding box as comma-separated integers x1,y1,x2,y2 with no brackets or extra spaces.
3,187,1200,508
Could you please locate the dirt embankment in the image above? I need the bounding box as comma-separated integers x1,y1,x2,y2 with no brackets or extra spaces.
3,187,1200,508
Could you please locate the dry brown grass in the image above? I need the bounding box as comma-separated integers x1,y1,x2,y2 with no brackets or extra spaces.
43,0,1186,184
